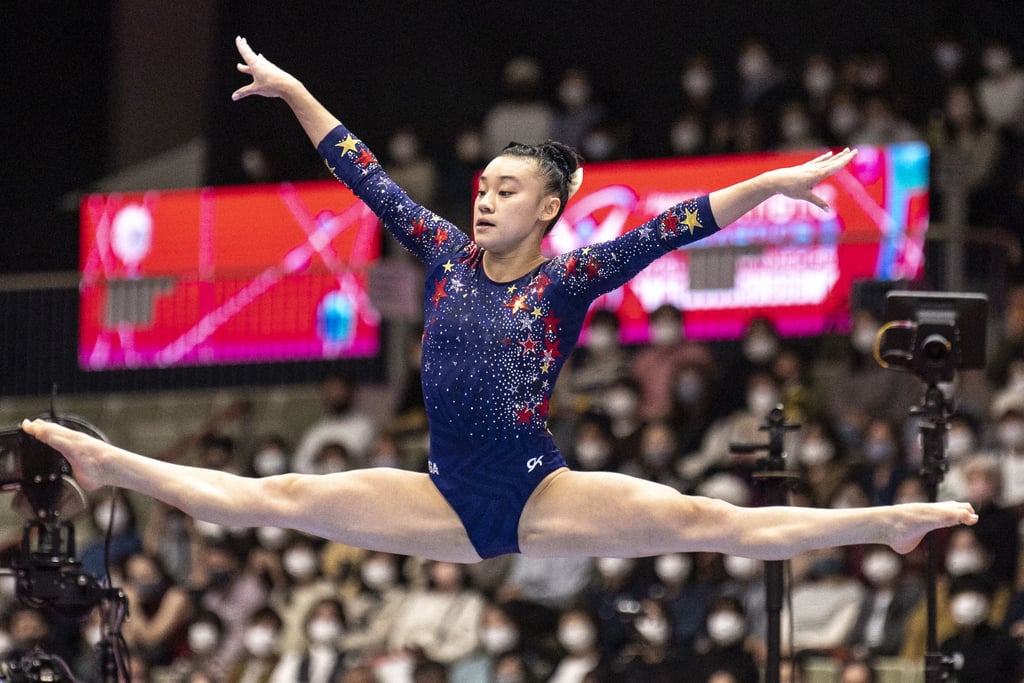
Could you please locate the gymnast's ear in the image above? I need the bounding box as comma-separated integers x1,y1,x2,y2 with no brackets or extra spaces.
540,195,562,222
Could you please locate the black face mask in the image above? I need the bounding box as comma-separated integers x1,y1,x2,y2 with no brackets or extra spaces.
328,399,351,415
208,569,233,591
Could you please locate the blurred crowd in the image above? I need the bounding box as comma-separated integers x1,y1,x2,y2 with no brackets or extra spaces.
5,34,1024,683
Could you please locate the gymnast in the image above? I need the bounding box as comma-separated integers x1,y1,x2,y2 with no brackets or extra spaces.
22,37,977,564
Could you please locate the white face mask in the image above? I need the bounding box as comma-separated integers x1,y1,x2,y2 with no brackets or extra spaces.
950,592,989,627
256,525,290,551
681,68,714,99
946,429,975,459
798,439,835,466
83,624,103,648
654,553,692,583
946,549,984,577
244,626,278,657
252,448,288,477
283,549,319,581
706,611,746,646
596,556,635,579
747,389,779,416
575,441,611,469
587,326,617,352
93,500,130,535
724,555,762,582
558,622,596,653
307,618,342,646
188,623,220,655
743,336,778,363
603,390,638,420
361,559,397,590
481,624,519,655
861,551,901,585
997,420,1024,450
635,616,670,646
650,320,681,347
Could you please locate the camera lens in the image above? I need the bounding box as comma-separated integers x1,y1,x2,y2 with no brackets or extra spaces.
921,334,951,364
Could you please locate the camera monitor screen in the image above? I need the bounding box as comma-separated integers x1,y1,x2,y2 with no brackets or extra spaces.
542,142,931,343
79,181,382,370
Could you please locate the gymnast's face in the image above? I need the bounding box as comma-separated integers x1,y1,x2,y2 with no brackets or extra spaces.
475,156,560,255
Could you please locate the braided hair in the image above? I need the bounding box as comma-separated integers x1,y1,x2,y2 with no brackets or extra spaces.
501,140,584,233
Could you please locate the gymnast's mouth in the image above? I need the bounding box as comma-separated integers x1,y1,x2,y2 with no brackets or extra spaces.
475,218,496,228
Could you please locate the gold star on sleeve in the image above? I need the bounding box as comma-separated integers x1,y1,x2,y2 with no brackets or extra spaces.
682,205,703,234
443,260,454,273
336,135,360,156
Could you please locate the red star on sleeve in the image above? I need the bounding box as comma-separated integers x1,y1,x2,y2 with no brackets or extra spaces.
662,212,680,235
515,406,534,424
519,337,539,354
355,148,377,169
433,227,450,248
544,338,563,359
541,312,561,336
410,217,429,238
431,277,449,309
584,258,601,279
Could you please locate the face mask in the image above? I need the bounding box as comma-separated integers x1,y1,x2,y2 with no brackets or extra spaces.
933,43,964,73
575,441,611,469
946,549,984,577
193,519,226,540
950,592,989,627
481,625,519,654
747,389,779,416
83,624,103,648
188,623,220,655
655,553,692,583
670,122,704,154
134,579,165,604
861,551,901,585
675,374,705,403
284,549,319,581
93,501,130,535
799,440,834,466
388,136,418,164
743,336,778,363
650,321,681,346
582,133,615,161
865,441,896,463
851,325,879,354
681,68,714,99
642,448,673,469
307,619,342,646
558,80,590,109
596,556,635,579
997,421,1024,450
946,430,975,459
738,52,770,81
829,106,860,137
316,458,347,475
244,626,278,657
603,391,637,419
587,326,617,352
803,66,834,97
983,47,1012,76
635,616,670,646
706,611,745,646
780,112,810,141
256,525,290,551
724,555,761,582
253,448,288,477
558,622,595,653
361,559,397,590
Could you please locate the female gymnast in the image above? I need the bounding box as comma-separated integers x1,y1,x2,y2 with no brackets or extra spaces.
22,37,977,564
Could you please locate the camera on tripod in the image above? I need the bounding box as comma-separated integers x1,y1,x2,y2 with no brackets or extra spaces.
0,416,128,682
874,290,988,385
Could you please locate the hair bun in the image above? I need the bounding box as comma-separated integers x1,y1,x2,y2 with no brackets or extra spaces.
567,167,584,199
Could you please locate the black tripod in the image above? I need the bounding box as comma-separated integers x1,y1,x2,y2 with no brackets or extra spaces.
914,382,959,682
731,404,801,683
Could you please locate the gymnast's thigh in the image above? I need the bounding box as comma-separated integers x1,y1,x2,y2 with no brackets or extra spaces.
516,468,724,559
283,468,483,563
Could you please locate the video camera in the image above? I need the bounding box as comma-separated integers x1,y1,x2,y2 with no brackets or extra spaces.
874,290,988,385
0,415,128,682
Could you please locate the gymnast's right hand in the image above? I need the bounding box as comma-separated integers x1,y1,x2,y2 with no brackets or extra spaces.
231,35,299,101
21,419,108,492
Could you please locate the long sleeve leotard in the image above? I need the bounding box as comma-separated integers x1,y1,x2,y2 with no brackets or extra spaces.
317,124,720,557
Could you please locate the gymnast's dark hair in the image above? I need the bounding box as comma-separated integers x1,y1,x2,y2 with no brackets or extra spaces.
502,140,583,232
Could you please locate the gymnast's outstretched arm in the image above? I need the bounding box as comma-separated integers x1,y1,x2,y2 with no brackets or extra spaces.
231,36,339,149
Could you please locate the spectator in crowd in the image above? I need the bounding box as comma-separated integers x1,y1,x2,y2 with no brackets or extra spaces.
940,572,1021,683
646,552,717,656
559,309,632,416
551,67,606,153
606,598,686,682
166,610,227,683
226,606,284,683
384,127,439,209
81,490,143,581
245,434,292,478
692,595,760,683
845,545,921,657
783,548,864,655
119,551,193,668
793,419,852,508
583,556,648,657
975,39,1024,133
341,551,410,659
549,607,602,683
270,598,349,683
482,56,555,157
271,534,338,654
292,374,377,472
857,417,908,507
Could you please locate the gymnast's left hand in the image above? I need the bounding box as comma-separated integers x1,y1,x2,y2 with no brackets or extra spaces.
763,147,857,211
231,36,300,101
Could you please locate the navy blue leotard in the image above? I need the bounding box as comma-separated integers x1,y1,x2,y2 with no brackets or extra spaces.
317,125,720,557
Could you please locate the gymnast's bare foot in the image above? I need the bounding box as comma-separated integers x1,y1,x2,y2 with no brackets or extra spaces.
888,501,978,554
21,419,110,492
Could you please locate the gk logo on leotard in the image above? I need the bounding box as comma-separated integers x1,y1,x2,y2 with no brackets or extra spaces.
428,460,439,475
526,456,544,472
